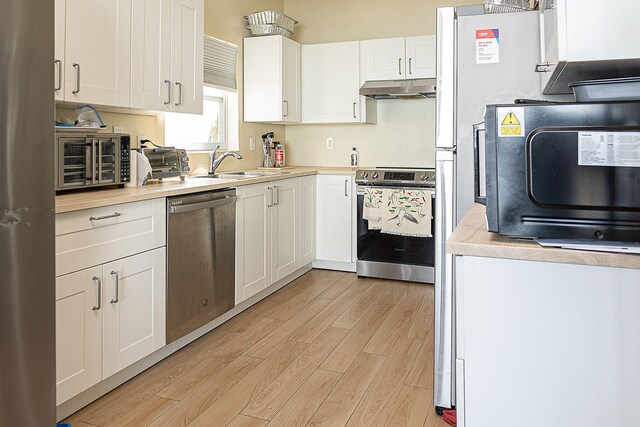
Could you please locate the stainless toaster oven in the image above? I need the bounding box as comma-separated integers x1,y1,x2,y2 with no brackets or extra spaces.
56,133,130,191
141,147,190,180
478,101,640,242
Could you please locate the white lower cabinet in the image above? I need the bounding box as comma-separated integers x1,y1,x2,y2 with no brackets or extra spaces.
56,248,166,405
316,175,355,264
236,177,315,304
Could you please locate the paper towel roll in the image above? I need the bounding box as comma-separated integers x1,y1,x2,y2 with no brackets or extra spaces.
136,152,153,186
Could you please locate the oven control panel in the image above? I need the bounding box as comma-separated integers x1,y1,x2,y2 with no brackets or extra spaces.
355,169,436,187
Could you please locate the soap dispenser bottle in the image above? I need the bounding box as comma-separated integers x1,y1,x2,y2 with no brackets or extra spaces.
350,147,359,167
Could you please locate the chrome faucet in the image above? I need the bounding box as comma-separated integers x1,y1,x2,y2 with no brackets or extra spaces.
209,145,243,174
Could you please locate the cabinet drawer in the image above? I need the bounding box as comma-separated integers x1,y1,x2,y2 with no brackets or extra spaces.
56,199,166,276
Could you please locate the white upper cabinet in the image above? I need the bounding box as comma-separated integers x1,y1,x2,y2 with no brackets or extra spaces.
361,35,436,82
170,0,204,114
244,35,301,123
405,35,436,79
64,0,132,107
360,37,406,81
54,0,66,101
539,0,640,94
302,41,364,123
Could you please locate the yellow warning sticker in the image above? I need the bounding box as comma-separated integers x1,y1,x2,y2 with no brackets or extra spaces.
498,107,525,138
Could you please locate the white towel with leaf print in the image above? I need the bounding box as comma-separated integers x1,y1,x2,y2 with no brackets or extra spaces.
363,187,384,230
381,188,432,237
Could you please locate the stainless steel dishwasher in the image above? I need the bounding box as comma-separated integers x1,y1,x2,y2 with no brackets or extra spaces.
166,188,236,343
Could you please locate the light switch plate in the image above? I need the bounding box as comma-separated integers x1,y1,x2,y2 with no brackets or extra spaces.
249,137,256,150
326,137,334,149
113,125,123,133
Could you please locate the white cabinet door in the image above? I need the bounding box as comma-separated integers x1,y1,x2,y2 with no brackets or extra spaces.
56,266,102,405
299,175,316,267
360,37,406,81
54,0,65,101
244,35,301,123
316,175,353,263
64,0,132,107
102,248,166,378
405,35,436,79
271,178,299,282
302,41,361,123
170,0,203,114
236,184,272,304
131,0,172,111
282,36,301,123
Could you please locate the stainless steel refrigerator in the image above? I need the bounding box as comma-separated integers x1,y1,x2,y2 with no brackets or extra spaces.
433,6,568,411
0,1,56,425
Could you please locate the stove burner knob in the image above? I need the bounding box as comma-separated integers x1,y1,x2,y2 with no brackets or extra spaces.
420,173,428,180
371,172,378,179
361,172,368,179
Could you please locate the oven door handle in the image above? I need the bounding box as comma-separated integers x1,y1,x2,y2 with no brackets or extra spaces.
473,122,487,206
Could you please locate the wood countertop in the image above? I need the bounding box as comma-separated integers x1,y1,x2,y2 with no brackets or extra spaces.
447,203,640,270
55,166,357,213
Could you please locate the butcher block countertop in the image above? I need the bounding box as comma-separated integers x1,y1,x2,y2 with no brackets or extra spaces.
56,166,357,213
447,203,640,270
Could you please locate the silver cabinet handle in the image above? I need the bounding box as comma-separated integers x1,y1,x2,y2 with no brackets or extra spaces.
535,62,555,73
92,276,102,311
283,100,289,117
89,212,122,221
398,58,402,75
164,80,172,105
274,186,280,206
174,82,182,106
110,271,119,304
353,102,357,119
72,63,80,94
345,180,349,197
409,57,413,75
267,187,273,207
54,59,62,91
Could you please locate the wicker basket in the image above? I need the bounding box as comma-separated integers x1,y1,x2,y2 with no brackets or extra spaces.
245,10,298,34
482,0,531,13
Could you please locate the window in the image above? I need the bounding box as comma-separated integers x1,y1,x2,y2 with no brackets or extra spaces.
164,85,239,152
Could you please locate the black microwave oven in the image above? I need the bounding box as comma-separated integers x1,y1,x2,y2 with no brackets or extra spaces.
477,101,640,242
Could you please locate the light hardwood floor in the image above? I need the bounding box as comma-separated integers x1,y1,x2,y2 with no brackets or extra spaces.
64,269,450,427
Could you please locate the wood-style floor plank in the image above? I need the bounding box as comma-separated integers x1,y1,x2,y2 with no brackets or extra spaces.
385,385,432,427
346,338,424,427
308,352,386,427
243,297,332,359
241,327,349,420
320,304,392,373
63,273,446,427
363,296,422,356
265,369,341,427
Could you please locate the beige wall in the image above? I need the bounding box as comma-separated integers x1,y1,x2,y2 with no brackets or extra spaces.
282,0,470,168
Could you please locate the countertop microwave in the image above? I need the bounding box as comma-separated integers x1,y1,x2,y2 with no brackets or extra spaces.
478,101,640,242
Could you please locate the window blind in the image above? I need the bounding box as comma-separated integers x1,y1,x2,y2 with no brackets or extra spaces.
203,35,238,90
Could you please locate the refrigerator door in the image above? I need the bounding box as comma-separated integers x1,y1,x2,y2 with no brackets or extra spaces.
434,149,455,409
454,10,564,222
436,7,456,150
0,0,56,425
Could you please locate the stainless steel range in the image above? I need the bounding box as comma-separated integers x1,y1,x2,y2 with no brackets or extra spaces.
355,168,436,283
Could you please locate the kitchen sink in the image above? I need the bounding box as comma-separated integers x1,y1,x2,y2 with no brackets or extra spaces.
188,171,289,180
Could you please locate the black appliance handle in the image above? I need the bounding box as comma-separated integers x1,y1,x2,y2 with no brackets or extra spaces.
473,122,487,206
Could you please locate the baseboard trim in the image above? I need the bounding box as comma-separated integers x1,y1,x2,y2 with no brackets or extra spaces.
56,264,312,421
312,259,356,272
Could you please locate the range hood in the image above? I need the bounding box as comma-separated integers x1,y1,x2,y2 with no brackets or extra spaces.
359,78,437,99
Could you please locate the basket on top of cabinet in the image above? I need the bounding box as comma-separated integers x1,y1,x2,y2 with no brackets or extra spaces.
245,10,298,37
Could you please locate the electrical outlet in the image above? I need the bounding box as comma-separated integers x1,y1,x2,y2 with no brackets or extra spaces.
137,135,147,146
113,125,123,133
249,137,256,151
326,137,334,149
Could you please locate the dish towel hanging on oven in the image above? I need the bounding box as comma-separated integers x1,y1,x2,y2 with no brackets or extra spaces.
381,188,432,237
363,187,384,230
